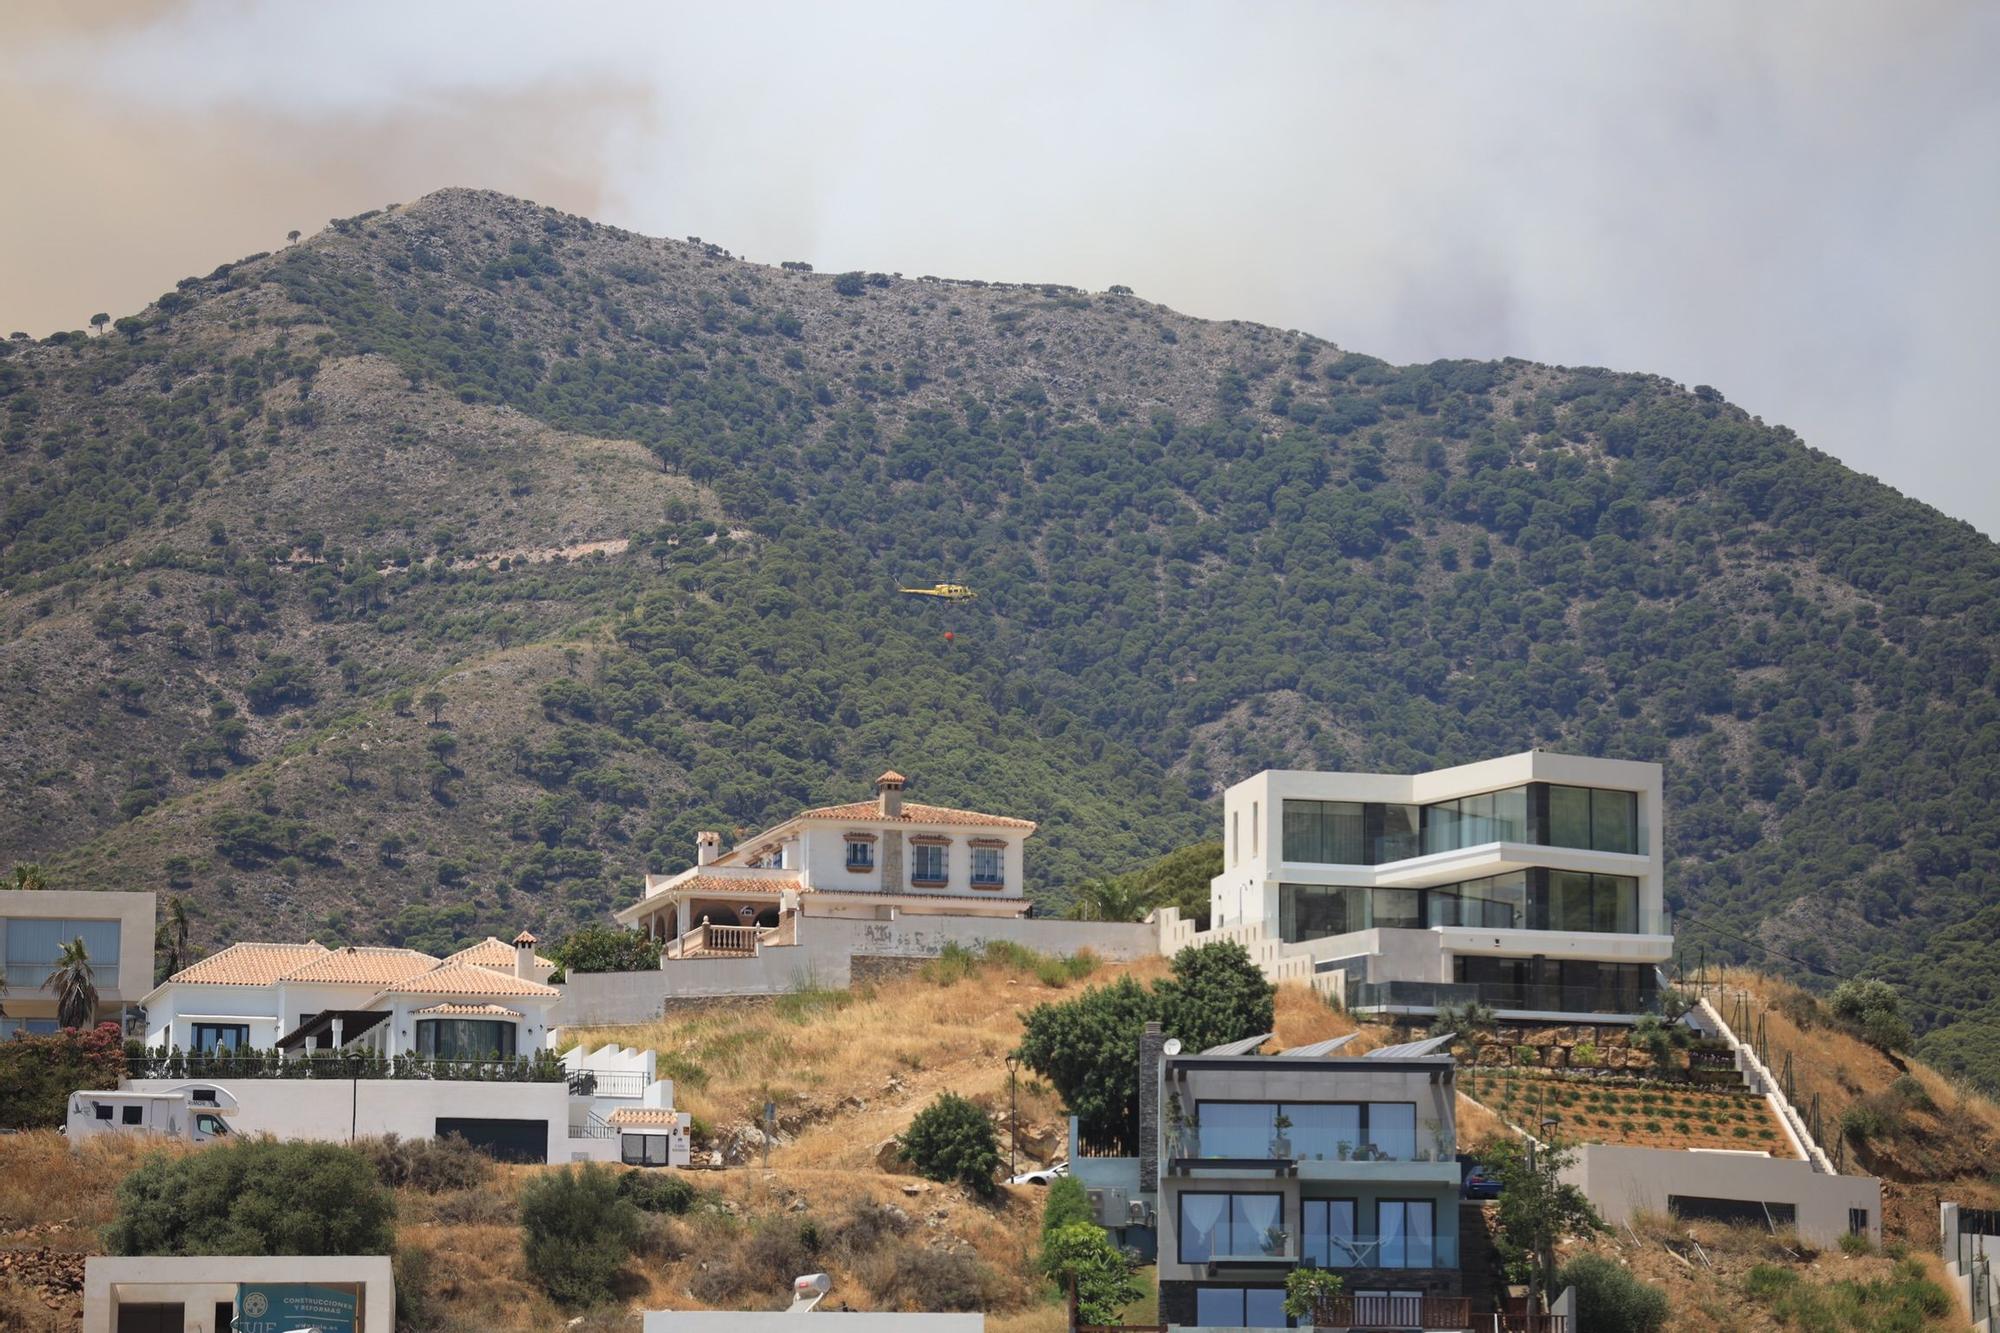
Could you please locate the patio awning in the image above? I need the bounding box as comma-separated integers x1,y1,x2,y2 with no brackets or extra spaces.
276,1009,391,1051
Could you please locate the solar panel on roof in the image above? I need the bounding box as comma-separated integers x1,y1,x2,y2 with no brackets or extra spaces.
1198,1032,1274,1056
1276,1034,1357,1058
1364,1032,1455,1059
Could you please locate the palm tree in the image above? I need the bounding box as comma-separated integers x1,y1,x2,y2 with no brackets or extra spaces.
43,938,96,1030
163,896,190,977
9,863,47,892
1067,876,1146,923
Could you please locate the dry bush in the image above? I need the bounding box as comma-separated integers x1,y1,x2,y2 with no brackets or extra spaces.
861,1244,998,1311
358,1132,491,1194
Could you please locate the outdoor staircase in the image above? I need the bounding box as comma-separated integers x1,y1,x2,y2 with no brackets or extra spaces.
1459,1202,1504,1316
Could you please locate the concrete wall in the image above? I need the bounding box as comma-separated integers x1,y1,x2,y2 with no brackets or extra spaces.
124,1077,584,1163
1941,1203,1999,1332
1562,1144,1881,1248
85,1254,393,1333
645,1314,981,1332
555,915,1156,1026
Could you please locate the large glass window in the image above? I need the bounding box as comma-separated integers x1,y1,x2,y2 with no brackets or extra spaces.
1193,1287,1288,1328
1543,872,1638,933
1287,1103,1362,1162
622,1134,673,1167
1283,801,1365,864
1196,1102,1414,1162
1374,804,1420,862
191,1022,249,1053
1427,873,1528,929
1198,1102,1276,1157
415,1019,517,1060
1544,785,1639,854
1365,1104,1417,1160
4,917,121,989
1179,1192,1285,1262
1422,787,1529,854
1454,956,1654,1013
1280,884,1370,941
1376,1200,1436,1268
1303,1198,1359,1267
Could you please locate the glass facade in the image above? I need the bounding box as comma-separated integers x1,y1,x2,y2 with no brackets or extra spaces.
1279,784,1645,864
1193,1287,1288,1328
1453,956,1652,1012
1194,1101,1419,1162
1179,1192,1286,1262
415,1018,517,1060
3,917,120,989
1281,802,1420,865
1280,870,1642,943
1302,1199,1442,1269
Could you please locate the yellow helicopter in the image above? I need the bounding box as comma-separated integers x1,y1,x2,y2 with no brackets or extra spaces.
898,582,978,602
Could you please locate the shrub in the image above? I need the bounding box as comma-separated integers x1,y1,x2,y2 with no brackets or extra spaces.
0,1021,128,1128
1838,1230,1873,1256
1557,1253,1668,1333
519,1164,641,1306
394,1245,441,1331
901,1092,1001,1197
921,940,980,986
866,1246,994,1310
359,1133,490,1194
104,1139,395,1256
546,924,660,980
615,1170,704,1215
1042,1175,1094,1236
1829,979,1911,1052
1039,1221,1142,1322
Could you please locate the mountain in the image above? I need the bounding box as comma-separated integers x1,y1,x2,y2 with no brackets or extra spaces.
2,188,1995,1085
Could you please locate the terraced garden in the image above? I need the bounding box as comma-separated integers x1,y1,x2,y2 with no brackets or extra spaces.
1461,1068,1796,1156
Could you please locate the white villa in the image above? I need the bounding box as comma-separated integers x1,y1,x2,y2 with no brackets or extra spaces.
1200,750,1672,1020
616,771,1037,956
142,932,559,1058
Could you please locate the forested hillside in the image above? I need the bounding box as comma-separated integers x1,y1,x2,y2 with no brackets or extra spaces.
2,189,1995,1085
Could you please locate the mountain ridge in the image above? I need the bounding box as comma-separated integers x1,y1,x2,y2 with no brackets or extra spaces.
2,186,1996,1087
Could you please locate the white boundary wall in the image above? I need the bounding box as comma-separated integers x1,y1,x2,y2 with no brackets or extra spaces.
645,1314,981,1331
556,915,1155,1025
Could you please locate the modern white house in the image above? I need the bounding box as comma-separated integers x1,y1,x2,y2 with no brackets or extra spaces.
0,888,156,1036
141,932,559,1057
616,771,1037,954
1193,751,1672,1020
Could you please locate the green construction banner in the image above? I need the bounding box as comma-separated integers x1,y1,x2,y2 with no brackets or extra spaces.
235,1283,358,1332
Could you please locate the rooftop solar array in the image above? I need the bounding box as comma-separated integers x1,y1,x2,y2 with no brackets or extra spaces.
1198,1031,1274,1056
1362,1032,1455,1059
1276,1034,1358,1058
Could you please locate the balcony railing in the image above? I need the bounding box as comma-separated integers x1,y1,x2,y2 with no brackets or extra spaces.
566,1069,648,1098
126,1047,567,1082
1170,1130,1453,1168
1351,980,1662,1016
1312,1293,1473,1330
1302,1231,1460,1269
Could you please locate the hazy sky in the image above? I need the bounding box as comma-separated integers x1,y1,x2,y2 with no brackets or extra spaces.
5,1,1996,535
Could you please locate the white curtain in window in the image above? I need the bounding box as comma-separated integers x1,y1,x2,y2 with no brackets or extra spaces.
1235,1194,1283,1255
1179,1194,1226,1261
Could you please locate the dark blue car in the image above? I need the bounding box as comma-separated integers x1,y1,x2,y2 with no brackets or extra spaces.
1460,1161,1502,1200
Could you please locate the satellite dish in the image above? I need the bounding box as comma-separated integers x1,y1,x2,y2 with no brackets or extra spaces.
1162,1038,1182,1056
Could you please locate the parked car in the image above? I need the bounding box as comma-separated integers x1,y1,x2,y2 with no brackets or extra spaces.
1460,1161,1502,1200
1007,1160,1071,1187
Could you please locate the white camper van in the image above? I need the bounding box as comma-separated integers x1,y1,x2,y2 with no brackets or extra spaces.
66,1089,232,1145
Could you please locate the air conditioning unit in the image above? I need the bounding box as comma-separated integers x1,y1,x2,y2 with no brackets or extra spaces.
1086,1187,1128,1227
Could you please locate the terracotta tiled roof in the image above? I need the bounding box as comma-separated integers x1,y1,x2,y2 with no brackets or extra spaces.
607,1108,685,1127
279,946,441,985
373,963,558,998
167,942,331,986
794,800,1034,830
442,937,554,971
876,770,907,785
414,1002,524,1019
672,874,806,896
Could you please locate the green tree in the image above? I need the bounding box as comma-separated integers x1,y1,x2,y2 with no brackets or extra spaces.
1039,1222,1143,1324
1284,1268,1346,1321
89,313,109,336
519,1164,641,1306
9,863,48,892
1829,979,1910,1052
1485,1138,1602,1306
901,1092,1002,1197
420,689,448,724
1557,1253,1669,1333
104,1139,395,1257
545,924,662,980
156,896,191,979
44,937,97,1029
1065,876,1145,923
287,229,301,245
1017,975,1156,1146
1040,1174,1094,1236
1154,939,1275,1056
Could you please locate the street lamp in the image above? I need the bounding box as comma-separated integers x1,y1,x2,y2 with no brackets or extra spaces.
1005,1054,1020,1180
1534,1117,1560,1312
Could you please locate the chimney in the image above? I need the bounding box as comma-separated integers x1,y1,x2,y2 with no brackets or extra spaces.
695,831,721,866
1138,1020,1166,1192
512,930,538,981
875,770,907,819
